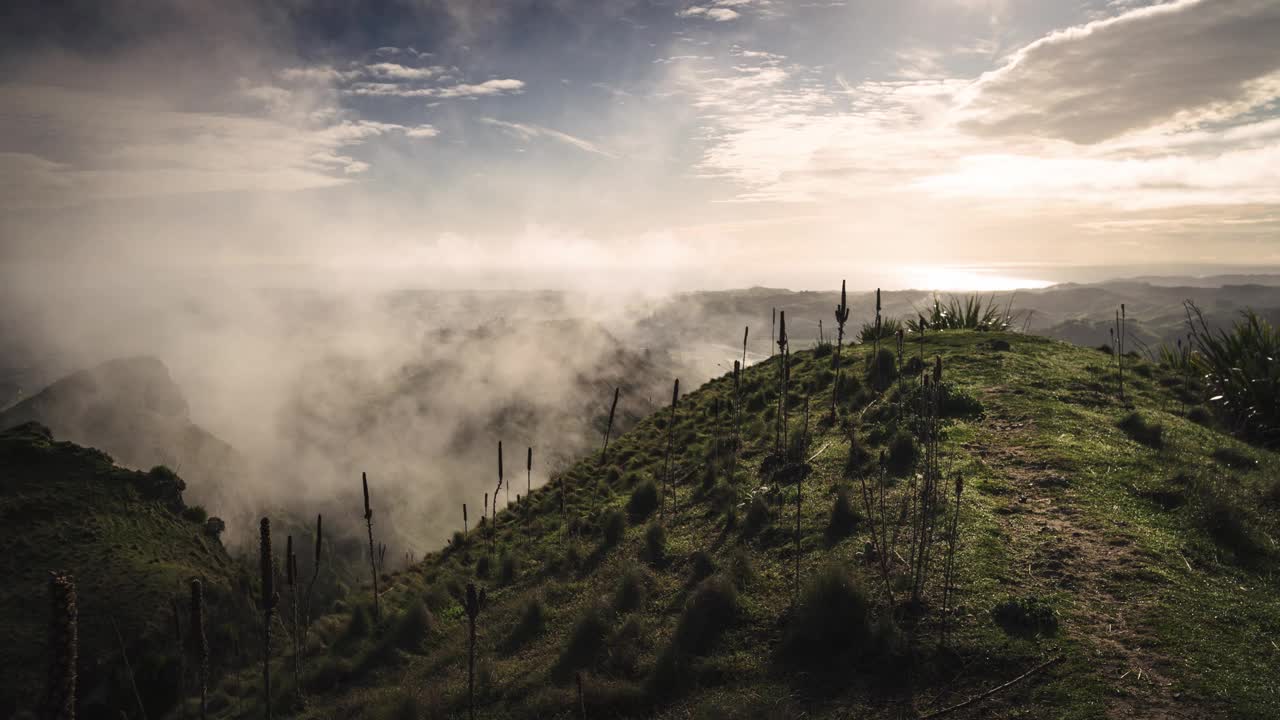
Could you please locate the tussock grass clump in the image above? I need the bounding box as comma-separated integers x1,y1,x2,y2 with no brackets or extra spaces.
393,603,434,652
1118,411,1165,449
885,430,918,475
375,691,424,720
613,568,649,613
502,597,546,651
1196,481,1271,566
742,495,770,536
865,348,898,390
642,523,667,565
340,604,373,650
627,480,660,521
779,563,887,665
601,508,626,547
729,548,757,589
498,552,519,585
475,554,492,579
554,604,611,680
1211,446,1257,470
1187,405,1212,425
689,550,717,583
672,575,738,656
826,487,859,542
993,595,1058,638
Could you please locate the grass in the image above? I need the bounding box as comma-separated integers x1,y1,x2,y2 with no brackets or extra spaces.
14,329,1280,720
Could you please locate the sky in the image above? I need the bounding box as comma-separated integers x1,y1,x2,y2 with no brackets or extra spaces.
2,0,1279,291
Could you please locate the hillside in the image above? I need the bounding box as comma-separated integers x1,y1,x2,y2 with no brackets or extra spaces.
193,332,1276,718
0,423,250,719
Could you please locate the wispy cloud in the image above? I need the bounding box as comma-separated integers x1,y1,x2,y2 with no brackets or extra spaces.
480,118,617,157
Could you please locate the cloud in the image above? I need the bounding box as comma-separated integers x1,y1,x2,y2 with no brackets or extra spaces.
678,6,742,21
345,78,525,98
0,82,446,210
480,118,616,157
405,124,441,138
364,62,443,80
958,0,1280,143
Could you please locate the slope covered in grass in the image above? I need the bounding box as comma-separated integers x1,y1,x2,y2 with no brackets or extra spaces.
0,422,250,720
200,332,1279,719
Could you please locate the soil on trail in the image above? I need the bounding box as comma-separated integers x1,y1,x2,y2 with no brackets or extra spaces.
974,395,1208,720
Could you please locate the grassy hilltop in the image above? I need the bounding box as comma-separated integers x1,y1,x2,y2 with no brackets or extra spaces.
185,329,1279,720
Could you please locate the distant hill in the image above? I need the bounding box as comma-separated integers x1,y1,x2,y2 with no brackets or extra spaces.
0,356,246,512
0,422,252,719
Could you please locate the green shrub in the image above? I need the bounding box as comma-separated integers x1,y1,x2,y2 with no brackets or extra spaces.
859,317,902,343
181,505,208,523
643,523,666,565
628,480,660,521
476,554,492,578
907,294,1014,332
1118,412,1164,449
993,595,1058,638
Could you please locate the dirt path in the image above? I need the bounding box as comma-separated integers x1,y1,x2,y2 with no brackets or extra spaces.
971,397,1204,719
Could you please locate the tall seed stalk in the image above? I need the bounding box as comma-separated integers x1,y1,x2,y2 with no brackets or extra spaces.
832,279,850,414
527,447,533,508
873,289,882,390
732,360,742,483
742,326,749,369
172,597,185,719
259,518,275,720
602,388,620,464
662,379,680,518
776,311,789,455
493,442,505,553
940,474,964,647
362,473,380,621
462,583,487,720
771,308,776,357
43,572,77,720
190,578,208,720
286,536,299,704
303,514,322,653
857,450,895,605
